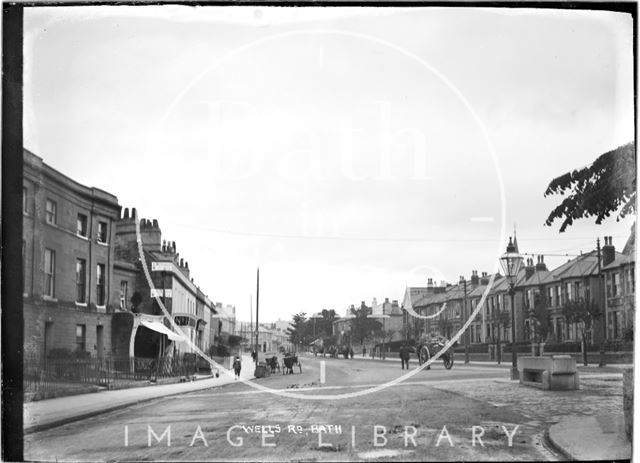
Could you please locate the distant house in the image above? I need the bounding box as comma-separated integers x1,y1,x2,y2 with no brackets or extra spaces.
602,235,635,341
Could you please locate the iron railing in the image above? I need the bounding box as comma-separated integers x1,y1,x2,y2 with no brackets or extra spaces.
24,354,200,399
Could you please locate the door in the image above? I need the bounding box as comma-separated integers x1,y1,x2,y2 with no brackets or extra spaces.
96,325,104,359
44,322,53,360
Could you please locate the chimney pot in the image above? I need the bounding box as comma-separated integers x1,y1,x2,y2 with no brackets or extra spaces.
185,261,189,269
153,219,158,228
132,208,137,219
123,207,129,219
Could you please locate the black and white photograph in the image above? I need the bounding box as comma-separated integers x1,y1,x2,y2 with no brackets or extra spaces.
3,2,637,461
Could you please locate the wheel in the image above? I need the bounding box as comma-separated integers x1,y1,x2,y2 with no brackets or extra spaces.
419,346,430,366
443,353,454,370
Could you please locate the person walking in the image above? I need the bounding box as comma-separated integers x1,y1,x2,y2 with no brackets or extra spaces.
233,356,242,380
362,346,366,358
399,344,411,370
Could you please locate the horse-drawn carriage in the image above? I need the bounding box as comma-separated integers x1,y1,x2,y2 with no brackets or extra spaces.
282,352,302,374
415,334,454,369
265,356,280,374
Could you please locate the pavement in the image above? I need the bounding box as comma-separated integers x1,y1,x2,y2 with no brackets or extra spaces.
23,355,255,434
24,353,633,461
548,414,631,461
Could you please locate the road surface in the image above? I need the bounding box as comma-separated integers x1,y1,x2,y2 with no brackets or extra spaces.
25,354,622,461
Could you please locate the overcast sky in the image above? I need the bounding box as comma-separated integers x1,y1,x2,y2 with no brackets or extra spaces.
24,6,635,323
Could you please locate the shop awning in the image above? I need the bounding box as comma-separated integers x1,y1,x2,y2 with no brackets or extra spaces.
140,319,186,342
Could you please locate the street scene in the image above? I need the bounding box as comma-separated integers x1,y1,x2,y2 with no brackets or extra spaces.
12,3,636,462
24,355,630,461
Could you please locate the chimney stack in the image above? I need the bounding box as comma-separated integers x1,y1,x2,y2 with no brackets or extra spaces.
525,257,535,280
153,219,158,228
427,278,434,288
471,270,479,286
535,255,548,272
131,208,137,219
123,207,129,219
602,236,615,267
480,272,489,285
180,258,184,268
162,240,166,252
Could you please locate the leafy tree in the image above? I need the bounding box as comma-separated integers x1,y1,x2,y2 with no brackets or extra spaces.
528,300,553,346
544,142,635,232
285,312,309,348
349,303,383,345
316,309,339,337
562,298,603,366
437,315,452,339
492,310,511,364
227,334,243,348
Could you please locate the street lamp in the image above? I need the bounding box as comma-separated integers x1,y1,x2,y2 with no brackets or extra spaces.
499,236,524,380
460,276,469,364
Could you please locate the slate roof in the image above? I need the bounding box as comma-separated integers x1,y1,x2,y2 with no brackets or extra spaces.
521,268,551,287
404,287,432,308
602,253,635,271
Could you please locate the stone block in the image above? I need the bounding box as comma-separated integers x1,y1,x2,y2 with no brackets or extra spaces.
518,355,578,391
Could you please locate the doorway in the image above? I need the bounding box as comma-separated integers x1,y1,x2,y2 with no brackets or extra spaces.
96,325,104,359
44,321,53,359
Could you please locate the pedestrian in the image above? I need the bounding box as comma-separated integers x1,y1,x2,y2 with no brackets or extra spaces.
399,344,410,370
362,346,366,357
349,347,354,359
233,356,242,380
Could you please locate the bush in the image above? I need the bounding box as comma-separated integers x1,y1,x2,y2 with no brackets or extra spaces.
48,348,73,359
208,344,230,357
74,349,91,359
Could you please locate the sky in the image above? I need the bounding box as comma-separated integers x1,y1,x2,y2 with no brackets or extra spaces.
24,6,635,323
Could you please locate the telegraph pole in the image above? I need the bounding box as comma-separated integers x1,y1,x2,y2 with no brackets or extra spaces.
249,295,252,355
597,238,606,367
255,268,260,365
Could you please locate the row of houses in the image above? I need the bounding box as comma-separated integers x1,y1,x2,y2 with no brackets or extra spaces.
235,321,293,354
403,233,635,347
332,232,634,349
23,148,236,361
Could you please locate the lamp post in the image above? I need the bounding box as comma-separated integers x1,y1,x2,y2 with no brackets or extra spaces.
460,276,469,364
500,236,524,380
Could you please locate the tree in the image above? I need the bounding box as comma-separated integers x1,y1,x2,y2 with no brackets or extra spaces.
349,303,383,345
562,298,603,366
437,315,452,339
379,329,397,359
285,312,309,348
526,299,553,357
317,309,338,337
544,142,635,232
493,310,511,364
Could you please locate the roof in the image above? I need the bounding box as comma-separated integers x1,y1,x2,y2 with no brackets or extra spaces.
537,250,625,284
622,223,635,256
403,287,432,308
521,268,551,287
603,253,636,271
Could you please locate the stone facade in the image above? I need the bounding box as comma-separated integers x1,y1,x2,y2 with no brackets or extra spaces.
23,149,120,359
